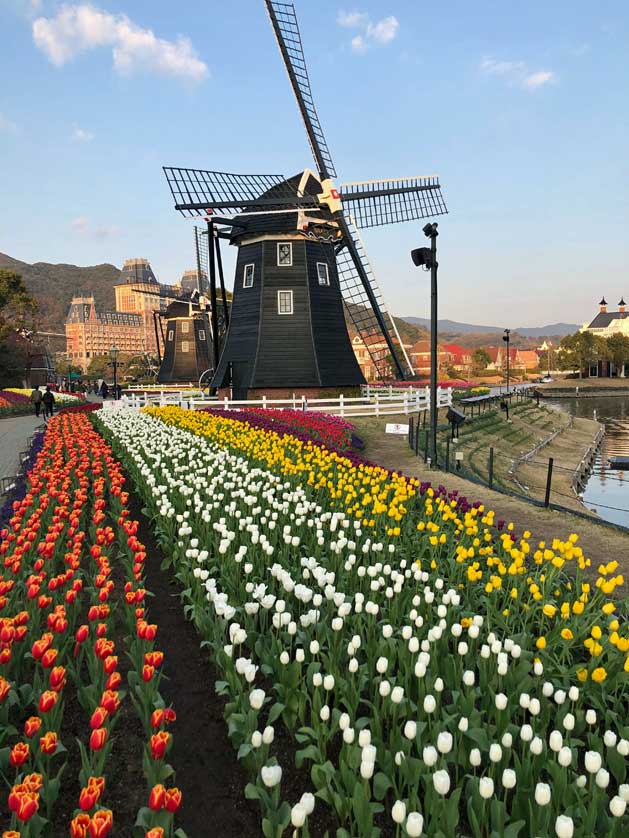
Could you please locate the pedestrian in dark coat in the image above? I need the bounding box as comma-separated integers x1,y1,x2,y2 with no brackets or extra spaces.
30,386,42,417
42,386,55,419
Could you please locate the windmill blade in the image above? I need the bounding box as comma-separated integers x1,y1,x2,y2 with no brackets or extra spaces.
336,215,414,381
264,1,337,180
163,167,321,215
340,175,447,230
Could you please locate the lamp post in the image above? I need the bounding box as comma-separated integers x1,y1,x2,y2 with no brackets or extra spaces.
109,344,119,400
411,222,440,465
502,329,511,395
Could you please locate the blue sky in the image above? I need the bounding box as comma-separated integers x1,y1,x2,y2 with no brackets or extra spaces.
1,0,627,327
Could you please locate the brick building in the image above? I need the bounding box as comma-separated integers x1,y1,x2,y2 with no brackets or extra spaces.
114,258,169,355
65,296,145,372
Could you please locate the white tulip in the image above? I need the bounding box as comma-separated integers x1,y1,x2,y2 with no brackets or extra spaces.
529,698,541,716
558,746,572,766
554,689,566,705
391,800,406,825
300,792,315,815
261,764,282,788
542,681,554,697
433,769,450,795
291,803,307,828
495,693,508,710
262,725,274,745
395,750,405,766
339,713,350,731
458,641,469,656
463,670,475,687
530,737,543,756
406,812,424,836
535,783,551,806
458,717,469,733
596,768,610,789
423,695,436,714
470,748,481,767
391,686,405,704
520,724,533,742
434,678,444,693
479,777,494,799
249,688,265,710
360,760,374,779
584,750,602,774
610,796,627,817
585,709,597,725
312,673,323,687
576,775,587,788
437,732,453,755
343,727,355,744
251,730,262,748
310,640,320,655
562,713,575,732
549,731,563,752
604,730,617,748
519,692,530,710
379,680,391,697
376,656,388,674
296,648,305,663
279,651,289,665
423,746,438,767
358,729,372,748
568,686,579,701
502,768,516,789
404,720,417,740
489,744,502,763
382,624,393,639
323,674,335,691
320,705,330,722
348,658,359,673
555,815,574,838
501,732,513,748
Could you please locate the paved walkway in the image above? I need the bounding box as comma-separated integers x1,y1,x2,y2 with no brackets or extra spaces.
0,413,45,483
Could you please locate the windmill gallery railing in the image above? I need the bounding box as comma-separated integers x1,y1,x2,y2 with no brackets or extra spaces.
102,387,453,419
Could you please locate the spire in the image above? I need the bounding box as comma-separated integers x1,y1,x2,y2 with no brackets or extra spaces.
599,297,607,313
619,297,626,313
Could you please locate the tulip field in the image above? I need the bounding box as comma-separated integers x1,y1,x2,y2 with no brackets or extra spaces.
1,402,627,837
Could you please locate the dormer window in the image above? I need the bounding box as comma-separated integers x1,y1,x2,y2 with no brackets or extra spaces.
277,243,292,266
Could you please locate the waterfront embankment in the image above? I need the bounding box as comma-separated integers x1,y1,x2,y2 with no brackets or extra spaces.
538,378,629,398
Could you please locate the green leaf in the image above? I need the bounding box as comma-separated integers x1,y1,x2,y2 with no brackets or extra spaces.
244,782,260,801
268,702,285,725
237,743,252,760
503,821,526,838
373,772,391,801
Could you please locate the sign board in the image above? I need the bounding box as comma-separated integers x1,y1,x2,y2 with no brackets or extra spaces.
385,423,409,435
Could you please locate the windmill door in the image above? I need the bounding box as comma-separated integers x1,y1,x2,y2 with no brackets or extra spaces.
231,361,250,400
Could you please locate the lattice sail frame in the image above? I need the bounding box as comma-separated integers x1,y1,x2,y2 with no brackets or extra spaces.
336,216,414,380
340,176,446,230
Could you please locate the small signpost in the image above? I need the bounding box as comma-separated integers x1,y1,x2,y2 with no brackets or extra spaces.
385,423,410,435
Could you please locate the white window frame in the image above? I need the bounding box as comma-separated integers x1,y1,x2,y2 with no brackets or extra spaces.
199,329,206,342
277,290,294,315
243,263,255,288
181,321,190,333
316,262,329,286
277,242,293,267
167,330,174,341
181,340,190,353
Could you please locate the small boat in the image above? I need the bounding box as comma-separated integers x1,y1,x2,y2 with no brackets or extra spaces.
607,455,629,470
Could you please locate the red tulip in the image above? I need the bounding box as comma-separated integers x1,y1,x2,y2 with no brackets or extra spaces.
142,665,155,682
150,731,170,760
90,706,108,729
89,727,108,751
38,690,58,713
39,731,58,755
145,830,164,838
88,808,113,837
105,671,122,690
24,716,42,738
31,633,53,659
103,655,117,675
9,742,30,767
22,773,43,793
75,624,89,643
16,791,39,822
145,650,163,668
164,787,182,813
41,648,58,668
0,675,10,703
148,783,165,810
70,813,91,838
79,776,104,811
100,690,120,715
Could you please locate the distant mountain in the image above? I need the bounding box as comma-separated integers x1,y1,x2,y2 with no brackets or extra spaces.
402,316,579,339
0,253,121,334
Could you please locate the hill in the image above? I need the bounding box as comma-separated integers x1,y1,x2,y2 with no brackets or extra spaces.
0,252,122,333
402,316,578,339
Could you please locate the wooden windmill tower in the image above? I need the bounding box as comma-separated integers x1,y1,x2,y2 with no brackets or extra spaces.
164,1,447,398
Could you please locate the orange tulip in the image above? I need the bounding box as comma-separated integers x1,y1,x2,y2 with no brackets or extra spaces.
49,666,66,692
105,671,122,690
79,777,104,811
40,648,58,668
145,830,164,838
88,808,113,837
103,655,117,675
38,690,58,713
90,706,108,729
0,675,11,703
3,830,21,838
70,813,91,838
75,624,89,643
22,773,43,793
16,791,39,822
142,665,155,682
100,691,120,715
31,633,53,659
150,731,170,760
9,742,29,767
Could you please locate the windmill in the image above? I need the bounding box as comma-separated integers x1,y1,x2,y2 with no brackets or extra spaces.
163,0,447,398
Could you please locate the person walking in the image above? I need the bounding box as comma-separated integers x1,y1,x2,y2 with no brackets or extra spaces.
42,386,55,420
100,381,109,400
30,385,42,418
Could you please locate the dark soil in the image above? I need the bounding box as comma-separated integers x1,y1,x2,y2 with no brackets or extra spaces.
129,490,262,838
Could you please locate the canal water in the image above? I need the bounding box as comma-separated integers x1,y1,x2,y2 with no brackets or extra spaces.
546,396,629,527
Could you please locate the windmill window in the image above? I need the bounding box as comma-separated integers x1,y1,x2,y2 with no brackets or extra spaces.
199,329,206,341
277,243,293,266
181,322,190,333
316,262,329,285
277,290,294,315
167,330,174,341
243,264,255,288
181,341,190,353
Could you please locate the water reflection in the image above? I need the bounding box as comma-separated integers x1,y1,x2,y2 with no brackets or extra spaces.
546,397,629,527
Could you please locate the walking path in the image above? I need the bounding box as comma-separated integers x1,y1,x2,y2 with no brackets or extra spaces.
0,413,45,484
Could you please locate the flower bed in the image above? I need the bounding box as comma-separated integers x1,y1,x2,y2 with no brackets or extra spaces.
0,412,182,836
241,408,355,451
95,405,629,837
0,390,85,418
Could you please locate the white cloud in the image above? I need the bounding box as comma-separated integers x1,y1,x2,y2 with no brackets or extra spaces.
33,4,208,83
0,112,18,133
337,10,369,28
70,216,117,237
72,125,94,142
337,8,399,54
480,56,556,91
522,70,555,89
366,16,399,45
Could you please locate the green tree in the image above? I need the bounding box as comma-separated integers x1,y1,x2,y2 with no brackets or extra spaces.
56,358,83,378
606,333,629,376
558,331,608,377
472,348,491,371
0,270,38,387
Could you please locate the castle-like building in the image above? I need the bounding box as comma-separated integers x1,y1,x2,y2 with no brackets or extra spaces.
65,259,200,372
581,297,629,337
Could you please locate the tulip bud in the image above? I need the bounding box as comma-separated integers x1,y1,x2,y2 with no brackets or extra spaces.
558,746,572,766
262,726,275,745
406,811,424,836
502,768,516,789
404,721,417,741
584,750,602,774
249,688,265,710
495,693,508,710
433,769,450,796
251,731,262,748
458,716,469,732
423,746,438,767
610,796,627,818
596,768,610,789
291,802,307,828
585,709,597,725
390,686,404,704
391,800,406,824
437,732,453,755
555,815,574,838
470,748,481,767
261,764,282,788
489,744,502,763
535,782,551,806
549,731,563,752
479,777,494,799
423,694,436,714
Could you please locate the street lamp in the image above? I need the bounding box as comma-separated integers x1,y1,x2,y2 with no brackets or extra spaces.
502,329,511,395
109,344,119,400
411,222,440,465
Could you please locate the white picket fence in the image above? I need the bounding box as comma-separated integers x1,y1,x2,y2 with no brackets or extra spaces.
103,386,452,418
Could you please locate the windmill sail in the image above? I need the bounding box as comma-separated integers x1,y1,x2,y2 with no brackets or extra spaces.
336,216,414,380
264,1,336,179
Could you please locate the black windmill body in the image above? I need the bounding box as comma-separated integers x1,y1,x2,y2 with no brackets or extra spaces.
164,1,447,397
